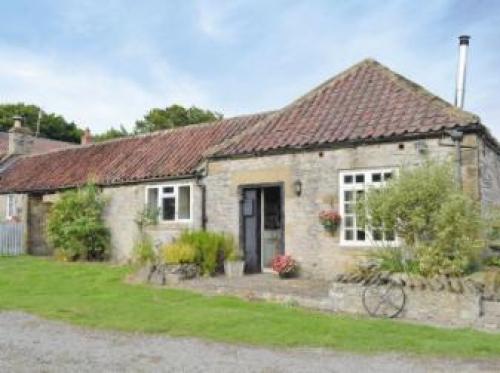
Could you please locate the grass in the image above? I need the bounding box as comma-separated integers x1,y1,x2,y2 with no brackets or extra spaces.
0,257,499,358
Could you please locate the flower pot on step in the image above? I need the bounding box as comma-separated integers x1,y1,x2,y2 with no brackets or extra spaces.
224,260,245,277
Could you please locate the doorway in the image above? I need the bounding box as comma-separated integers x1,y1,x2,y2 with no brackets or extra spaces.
240,185,284,273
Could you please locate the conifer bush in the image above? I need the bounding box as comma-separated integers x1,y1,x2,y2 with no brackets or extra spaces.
46,183,110,261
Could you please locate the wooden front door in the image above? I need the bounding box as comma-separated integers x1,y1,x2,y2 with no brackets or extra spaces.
241,188,261,273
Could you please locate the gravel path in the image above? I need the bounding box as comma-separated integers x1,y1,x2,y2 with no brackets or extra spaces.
0,312,498,372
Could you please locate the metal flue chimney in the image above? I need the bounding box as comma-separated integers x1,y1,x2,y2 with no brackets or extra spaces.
454,35,470,109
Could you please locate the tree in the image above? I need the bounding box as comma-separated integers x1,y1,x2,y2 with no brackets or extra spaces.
0,103,82,143
93,125,129,142
134,104,222,133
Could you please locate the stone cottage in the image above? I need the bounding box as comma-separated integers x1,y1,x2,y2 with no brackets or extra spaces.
0,58,499,279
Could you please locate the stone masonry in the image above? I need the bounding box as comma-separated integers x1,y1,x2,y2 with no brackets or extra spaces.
203,135,483,280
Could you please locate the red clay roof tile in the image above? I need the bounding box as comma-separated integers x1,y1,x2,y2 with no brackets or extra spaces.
212,59,479,157
0,113,268,193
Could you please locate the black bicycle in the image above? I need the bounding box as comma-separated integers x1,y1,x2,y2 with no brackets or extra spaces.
362,281,406,318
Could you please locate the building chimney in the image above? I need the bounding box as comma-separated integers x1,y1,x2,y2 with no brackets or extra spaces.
454,35,470,109
81,128,93,145
8,116,33,155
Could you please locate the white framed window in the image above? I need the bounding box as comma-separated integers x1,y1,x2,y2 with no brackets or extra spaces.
145,184,192,222
6,194,16,219
339,169,396,246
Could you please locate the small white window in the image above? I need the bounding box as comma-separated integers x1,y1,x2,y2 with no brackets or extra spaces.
145,184,192,222
339,169,396,246
6,194,16,219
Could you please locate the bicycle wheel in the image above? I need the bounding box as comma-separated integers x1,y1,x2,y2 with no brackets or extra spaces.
362,283,406,318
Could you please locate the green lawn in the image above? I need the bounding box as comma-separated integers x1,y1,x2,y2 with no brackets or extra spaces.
0,256,499,358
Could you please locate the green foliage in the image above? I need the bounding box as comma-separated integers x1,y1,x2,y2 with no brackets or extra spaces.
483,256,500,268
134,104,222,133
175,230,236,275
163,242,198,264
0,103,82,142
133,235,156,265
358,161,487,277
93,125,129,142
370,247,419,274
46,183,110,261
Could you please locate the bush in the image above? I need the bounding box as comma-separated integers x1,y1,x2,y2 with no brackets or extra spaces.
133,236,156,265
175,230,237,275
163,242,197,264
46,183,110,261
357,161,487,277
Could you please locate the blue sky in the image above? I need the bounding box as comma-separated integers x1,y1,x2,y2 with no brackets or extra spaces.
0,0,499,137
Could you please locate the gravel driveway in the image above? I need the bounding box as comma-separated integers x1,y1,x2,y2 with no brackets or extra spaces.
0,312,498,372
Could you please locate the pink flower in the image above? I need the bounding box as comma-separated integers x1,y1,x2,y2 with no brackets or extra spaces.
319,210,341,224
271,255,298,275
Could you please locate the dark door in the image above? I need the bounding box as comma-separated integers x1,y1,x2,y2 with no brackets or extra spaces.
241,188,261,273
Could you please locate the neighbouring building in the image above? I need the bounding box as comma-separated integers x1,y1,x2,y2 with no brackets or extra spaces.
0,54,499,278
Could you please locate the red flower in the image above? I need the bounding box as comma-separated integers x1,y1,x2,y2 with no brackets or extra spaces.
271,255,298,275
319,210,341,224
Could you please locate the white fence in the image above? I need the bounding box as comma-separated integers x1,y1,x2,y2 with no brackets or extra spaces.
0,223,25,256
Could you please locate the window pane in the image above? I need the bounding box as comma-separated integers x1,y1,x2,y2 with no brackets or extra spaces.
373,229,383,241
345,216,354,228
344,203,353,214
163,187,174,194
178,186,191,220
357,230,366,241
147,188,158,213
345,230,354,240
344,175,353,184
355,174,365,183
372,173,382,182
162,197,175,220
384,172,393,181
356,190,364,201
344,190,353,202
385,230,395,241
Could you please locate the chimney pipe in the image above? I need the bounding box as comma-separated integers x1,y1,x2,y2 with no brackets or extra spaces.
454,35,470,109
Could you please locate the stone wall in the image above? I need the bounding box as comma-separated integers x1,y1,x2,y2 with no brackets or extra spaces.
329,282,500,330
479,139,500,209
203,135,480,279
0,178,202,261
101,179,202,262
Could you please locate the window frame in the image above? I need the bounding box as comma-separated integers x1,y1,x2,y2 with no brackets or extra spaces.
6,194,16,220
339,168,398,247
145,183,193,223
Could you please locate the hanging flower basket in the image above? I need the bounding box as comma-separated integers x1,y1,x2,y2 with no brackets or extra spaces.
319,209,341,234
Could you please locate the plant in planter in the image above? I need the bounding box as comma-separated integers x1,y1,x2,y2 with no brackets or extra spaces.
271,255,299,279
162,242,200,283
319,209,341,234
224,250,245,278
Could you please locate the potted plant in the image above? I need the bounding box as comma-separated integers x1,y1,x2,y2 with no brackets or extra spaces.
319,209,341,234
224,250,245,277
272,255,299,279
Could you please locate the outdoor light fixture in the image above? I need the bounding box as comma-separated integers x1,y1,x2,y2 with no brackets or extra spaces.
293,180,302,196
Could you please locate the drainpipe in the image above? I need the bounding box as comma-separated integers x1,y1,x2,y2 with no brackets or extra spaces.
195,172,207,230
449,129,464,190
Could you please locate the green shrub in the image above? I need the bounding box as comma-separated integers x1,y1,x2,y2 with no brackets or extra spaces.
176,230,237,275
133,236,156,265
46,183,110,261
357,161,487,277
163,242,197,264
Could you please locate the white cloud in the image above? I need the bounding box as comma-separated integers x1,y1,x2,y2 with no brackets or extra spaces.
0,44,211,133
195,0,241,41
